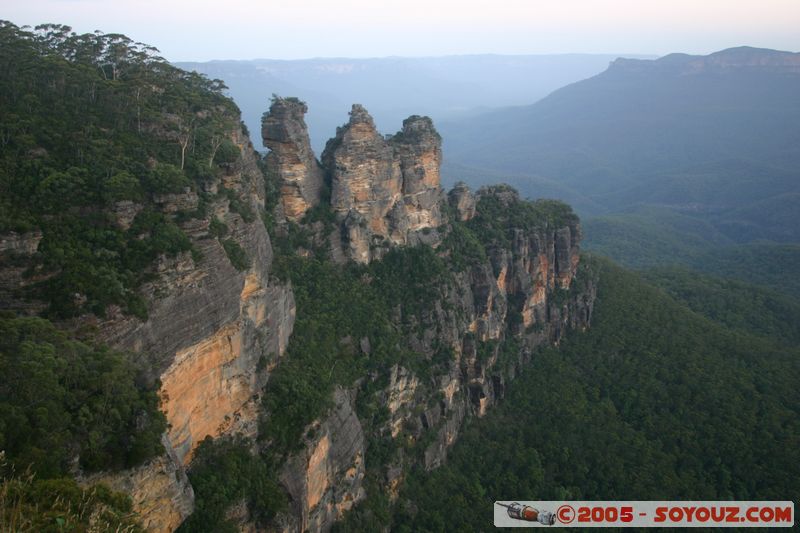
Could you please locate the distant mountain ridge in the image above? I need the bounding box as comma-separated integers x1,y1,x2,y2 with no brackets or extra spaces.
609,46,800,74
176,54,654,153
440,46,800,244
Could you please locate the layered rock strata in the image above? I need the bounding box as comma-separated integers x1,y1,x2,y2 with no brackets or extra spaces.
254,101,597,533
320,105,444,263
262,97,325,222
278,388,366,533
448,181,477,221
274,182,595,532
69,99,592,533
88,124,297,531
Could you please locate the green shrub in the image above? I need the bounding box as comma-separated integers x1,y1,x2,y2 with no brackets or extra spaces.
178,437,286,533
145,164,191,195
213,139,241,165
0,469,144,533
103,171,144,203
0,316,166,477
221,238,250,271
209,217,228,238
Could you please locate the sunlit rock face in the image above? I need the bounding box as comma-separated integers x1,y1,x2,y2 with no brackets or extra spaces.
322,105,444,263
81,435,194,533
89,123,296,531
87,100,591,533
279,388,366,533
271,181,594,532
262,97,325,222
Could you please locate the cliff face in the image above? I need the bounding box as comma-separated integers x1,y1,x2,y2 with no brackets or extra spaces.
272,227,594,533
448,182,477,222
262,97,325,222
278,388,366,532
321,105,444,263
242,102,596,533
386,185,593,474
266,179,594,532
86,125,296,531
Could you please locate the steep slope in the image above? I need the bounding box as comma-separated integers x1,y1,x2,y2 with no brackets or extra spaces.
395,257,800,530
0,22,597,533
3,23,796,533
441,47,800,241
176,102,596,532
0,22,295,531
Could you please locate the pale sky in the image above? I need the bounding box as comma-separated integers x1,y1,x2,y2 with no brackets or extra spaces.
4,0,800,61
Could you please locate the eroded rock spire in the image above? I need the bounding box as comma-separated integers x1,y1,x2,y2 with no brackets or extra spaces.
262,97,325,221
321,104,444,263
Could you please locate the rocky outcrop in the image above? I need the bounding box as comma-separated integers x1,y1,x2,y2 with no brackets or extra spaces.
396,186,593,472
448,182,476,221
0,230,46,315
272,180,596,531
67,97,592,533
279,388,366,533
81,435,194,533
256,98,596,532
112,200,144,230
262,97,325,222
86,98,593,533
321,105,444,263
0,230,42,255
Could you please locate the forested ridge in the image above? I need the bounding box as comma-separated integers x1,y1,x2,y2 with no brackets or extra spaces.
181,194,582,532
387,257,800,531
0,21,250,531
0,20,245,319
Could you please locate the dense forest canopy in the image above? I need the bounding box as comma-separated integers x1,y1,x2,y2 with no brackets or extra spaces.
0,21,245,319
384,257,800,532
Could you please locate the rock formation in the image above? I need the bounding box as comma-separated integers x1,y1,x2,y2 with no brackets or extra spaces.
271,179,595,532
448,181,476,221
279,388,366,532
246,102,596,532
320,105,444,263
262,97,325,221
0,97,595,533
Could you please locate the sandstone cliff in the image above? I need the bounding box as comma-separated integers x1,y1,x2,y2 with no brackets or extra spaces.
278,388,366,532
321,105,444,263
0,97,594,533
262,97,325,222
264,204,594,532
82,123,297,531
448,181,477,222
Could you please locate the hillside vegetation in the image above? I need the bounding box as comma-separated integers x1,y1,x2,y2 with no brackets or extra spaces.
393,257,800,531
0,21,244,319
0,21,251,530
